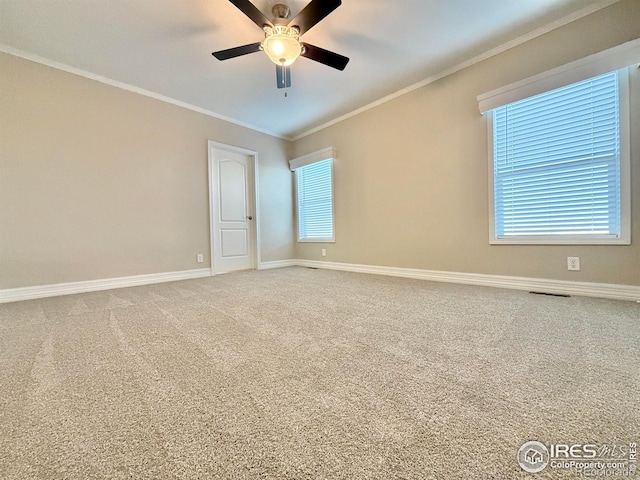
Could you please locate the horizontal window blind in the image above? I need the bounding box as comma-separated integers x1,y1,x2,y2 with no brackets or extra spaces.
297,159,333,240
493,71,621,238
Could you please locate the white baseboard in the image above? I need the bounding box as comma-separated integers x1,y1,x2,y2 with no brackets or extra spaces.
0,268,212,304
295,259,640,302
258,260,298,270
2,260,638,303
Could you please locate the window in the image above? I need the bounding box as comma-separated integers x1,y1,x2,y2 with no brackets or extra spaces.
296,159,334,241
479,40,638,245
290,148,335,242
487,68,631,244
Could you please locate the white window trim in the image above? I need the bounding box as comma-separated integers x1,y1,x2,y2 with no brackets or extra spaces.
290,148,336,243
478,38,640,113
289,147,336,171
487,68,631,245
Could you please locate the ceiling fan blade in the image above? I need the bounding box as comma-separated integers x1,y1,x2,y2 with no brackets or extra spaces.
301,43,349,71
212,42,262,61
288,0,341,35
276,65,291,89
228,0,272,29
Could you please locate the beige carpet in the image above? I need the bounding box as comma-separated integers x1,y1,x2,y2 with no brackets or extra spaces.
0,267,638,479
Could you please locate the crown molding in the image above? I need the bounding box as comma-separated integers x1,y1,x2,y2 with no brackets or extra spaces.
291,0,621,141
0,44,292,141
0,0,620,144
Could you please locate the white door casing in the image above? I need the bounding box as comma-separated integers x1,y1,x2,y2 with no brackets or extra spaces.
208,142,259,274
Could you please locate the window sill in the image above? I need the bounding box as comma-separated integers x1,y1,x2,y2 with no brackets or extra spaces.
298,238,336,243
490,236,631,246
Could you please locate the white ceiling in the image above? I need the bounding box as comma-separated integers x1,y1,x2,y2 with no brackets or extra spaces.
0,0,615,139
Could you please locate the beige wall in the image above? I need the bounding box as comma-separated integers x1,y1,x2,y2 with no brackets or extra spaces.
0,53,294,289
292,0,640,286
2,1,639,291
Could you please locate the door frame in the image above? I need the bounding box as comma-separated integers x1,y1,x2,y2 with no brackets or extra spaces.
207,140,260,275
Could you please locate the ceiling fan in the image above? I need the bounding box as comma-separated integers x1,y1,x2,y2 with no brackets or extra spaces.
212,0,349,89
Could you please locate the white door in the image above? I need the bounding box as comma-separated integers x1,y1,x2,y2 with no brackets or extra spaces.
209,146,255,274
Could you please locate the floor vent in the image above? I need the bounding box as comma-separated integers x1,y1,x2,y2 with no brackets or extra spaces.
529,291,571,298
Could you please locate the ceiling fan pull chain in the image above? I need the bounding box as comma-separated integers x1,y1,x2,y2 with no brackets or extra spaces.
283,63,288,91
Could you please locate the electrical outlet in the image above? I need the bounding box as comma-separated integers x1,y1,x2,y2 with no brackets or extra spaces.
321,248,327,257
196,254,204,263
567,257,580,271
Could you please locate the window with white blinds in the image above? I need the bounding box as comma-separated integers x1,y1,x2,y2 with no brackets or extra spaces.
295,158,334,242
490,69,630,244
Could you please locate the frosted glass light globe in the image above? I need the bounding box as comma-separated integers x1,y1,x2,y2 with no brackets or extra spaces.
262,28,301,66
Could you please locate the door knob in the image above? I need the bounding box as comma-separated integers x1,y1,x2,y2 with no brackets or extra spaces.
247,216,253,220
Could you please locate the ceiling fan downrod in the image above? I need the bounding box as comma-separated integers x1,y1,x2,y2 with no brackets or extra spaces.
271,4,291,23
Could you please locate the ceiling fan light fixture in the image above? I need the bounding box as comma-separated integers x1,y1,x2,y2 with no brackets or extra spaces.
262,25,302,66
213,1,349,89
